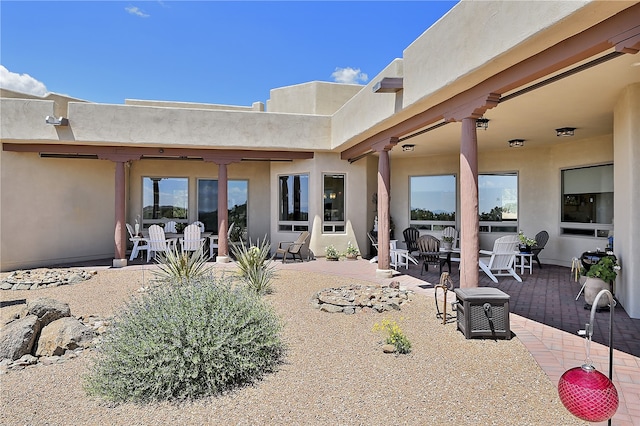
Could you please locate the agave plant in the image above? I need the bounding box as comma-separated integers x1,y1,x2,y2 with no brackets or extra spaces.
231,236,276,295
153,247,212,284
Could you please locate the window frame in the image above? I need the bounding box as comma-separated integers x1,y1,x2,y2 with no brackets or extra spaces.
196,178,249,233
478,172,519,234
560,163,613,238
278,173,310,232
408,174,457,231
141,176,189,228
322,173,346,234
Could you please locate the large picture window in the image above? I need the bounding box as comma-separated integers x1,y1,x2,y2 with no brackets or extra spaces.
197,179,248,233
478,173,518,233
409,175,456,231
278,174,309,232
561,164,613,237
142,177,188,226
323,174,345,233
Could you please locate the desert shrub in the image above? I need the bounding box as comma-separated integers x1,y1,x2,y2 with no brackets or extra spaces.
231,237,276,295
84,277,285,403
153,247,211,283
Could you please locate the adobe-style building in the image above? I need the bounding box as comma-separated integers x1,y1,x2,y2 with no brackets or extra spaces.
1,1,639,317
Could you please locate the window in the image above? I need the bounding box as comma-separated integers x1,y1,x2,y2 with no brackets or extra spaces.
142,177,188,226
323,174,345,233
278,174,309,232
409,175,456,231
478,173,518,233
197,179,248,233
561,164,613,237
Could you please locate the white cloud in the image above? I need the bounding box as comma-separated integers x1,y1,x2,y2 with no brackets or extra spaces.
331,67,368,84
125,6,150,18
0,65,49,97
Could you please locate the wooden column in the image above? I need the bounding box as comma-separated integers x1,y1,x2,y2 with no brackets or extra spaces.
460,117,480,288
98,153,140,268
114,160,126,264
372,138,398,276
217,162,229,259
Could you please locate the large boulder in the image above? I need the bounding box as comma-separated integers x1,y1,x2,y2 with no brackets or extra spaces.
35,317,96,357
25,298,71,327
0,315,42,361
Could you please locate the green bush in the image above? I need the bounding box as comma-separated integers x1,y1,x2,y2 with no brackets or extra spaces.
84,277,285,403
231,237,276,295
153,247,211,283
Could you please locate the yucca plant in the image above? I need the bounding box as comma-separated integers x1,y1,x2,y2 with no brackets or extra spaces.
153,247,212,283
231,236,276,295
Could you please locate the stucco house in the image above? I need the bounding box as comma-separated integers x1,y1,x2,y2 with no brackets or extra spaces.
1,1,639,318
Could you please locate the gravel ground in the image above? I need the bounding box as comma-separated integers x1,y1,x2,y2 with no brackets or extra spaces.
0,266,587,426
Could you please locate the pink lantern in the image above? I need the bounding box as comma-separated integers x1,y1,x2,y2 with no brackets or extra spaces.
558,289,618,424
558,365,618,422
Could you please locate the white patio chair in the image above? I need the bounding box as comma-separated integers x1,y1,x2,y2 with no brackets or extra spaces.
147,224,178,262
126,223,148,261
478,235,522,283
180,223,205,255
209,222,235,259
442,226,460,263
164,220,178,233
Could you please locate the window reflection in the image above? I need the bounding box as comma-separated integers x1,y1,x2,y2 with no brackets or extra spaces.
142,177,188,221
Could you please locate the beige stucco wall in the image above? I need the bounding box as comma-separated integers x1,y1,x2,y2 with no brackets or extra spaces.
1,152,115,271
125,99,265,112
388,133,613,267
613,83,640,318
267,81,363,116
270,152,369,259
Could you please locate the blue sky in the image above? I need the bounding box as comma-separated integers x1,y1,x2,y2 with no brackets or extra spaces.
1,1,457,106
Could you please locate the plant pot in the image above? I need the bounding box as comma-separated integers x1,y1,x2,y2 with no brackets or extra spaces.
519,244,532,253
442,242,453,251
345,254,358,260
584,277,610,308
326,257,339,261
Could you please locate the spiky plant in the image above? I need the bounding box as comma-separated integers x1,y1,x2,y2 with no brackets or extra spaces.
231,237,276,295
153,247,212,284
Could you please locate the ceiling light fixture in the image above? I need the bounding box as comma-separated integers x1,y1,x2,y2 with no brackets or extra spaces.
45,116,69,126
556,127,576,137
476,118,489,130
402,144,415,152
508,139,525,148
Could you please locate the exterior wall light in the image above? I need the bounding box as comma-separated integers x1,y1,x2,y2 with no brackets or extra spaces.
45,116,69,126
556,127,576,137
476,118,489,130
402,144,415,152
508,139,525,148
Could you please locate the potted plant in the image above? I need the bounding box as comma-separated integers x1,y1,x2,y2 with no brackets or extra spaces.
441,236,454,251
344,241,360,260
518,231,537,253
325,245,339,261
581,255,619,309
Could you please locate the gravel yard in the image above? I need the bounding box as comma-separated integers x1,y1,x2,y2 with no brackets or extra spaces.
0,266,586,425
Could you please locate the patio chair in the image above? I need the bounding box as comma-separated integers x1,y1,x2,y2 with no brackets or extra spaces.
442,226,460,263
164,220,178,234
416,234,449,275
367,231,378,263
274,231,310,263
478,235,522,283
402,227,420,257
179,223,205,255
126,223,148,261
531,230,549,268
209,222,235,259
147,224,178,262
192,221,205,232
